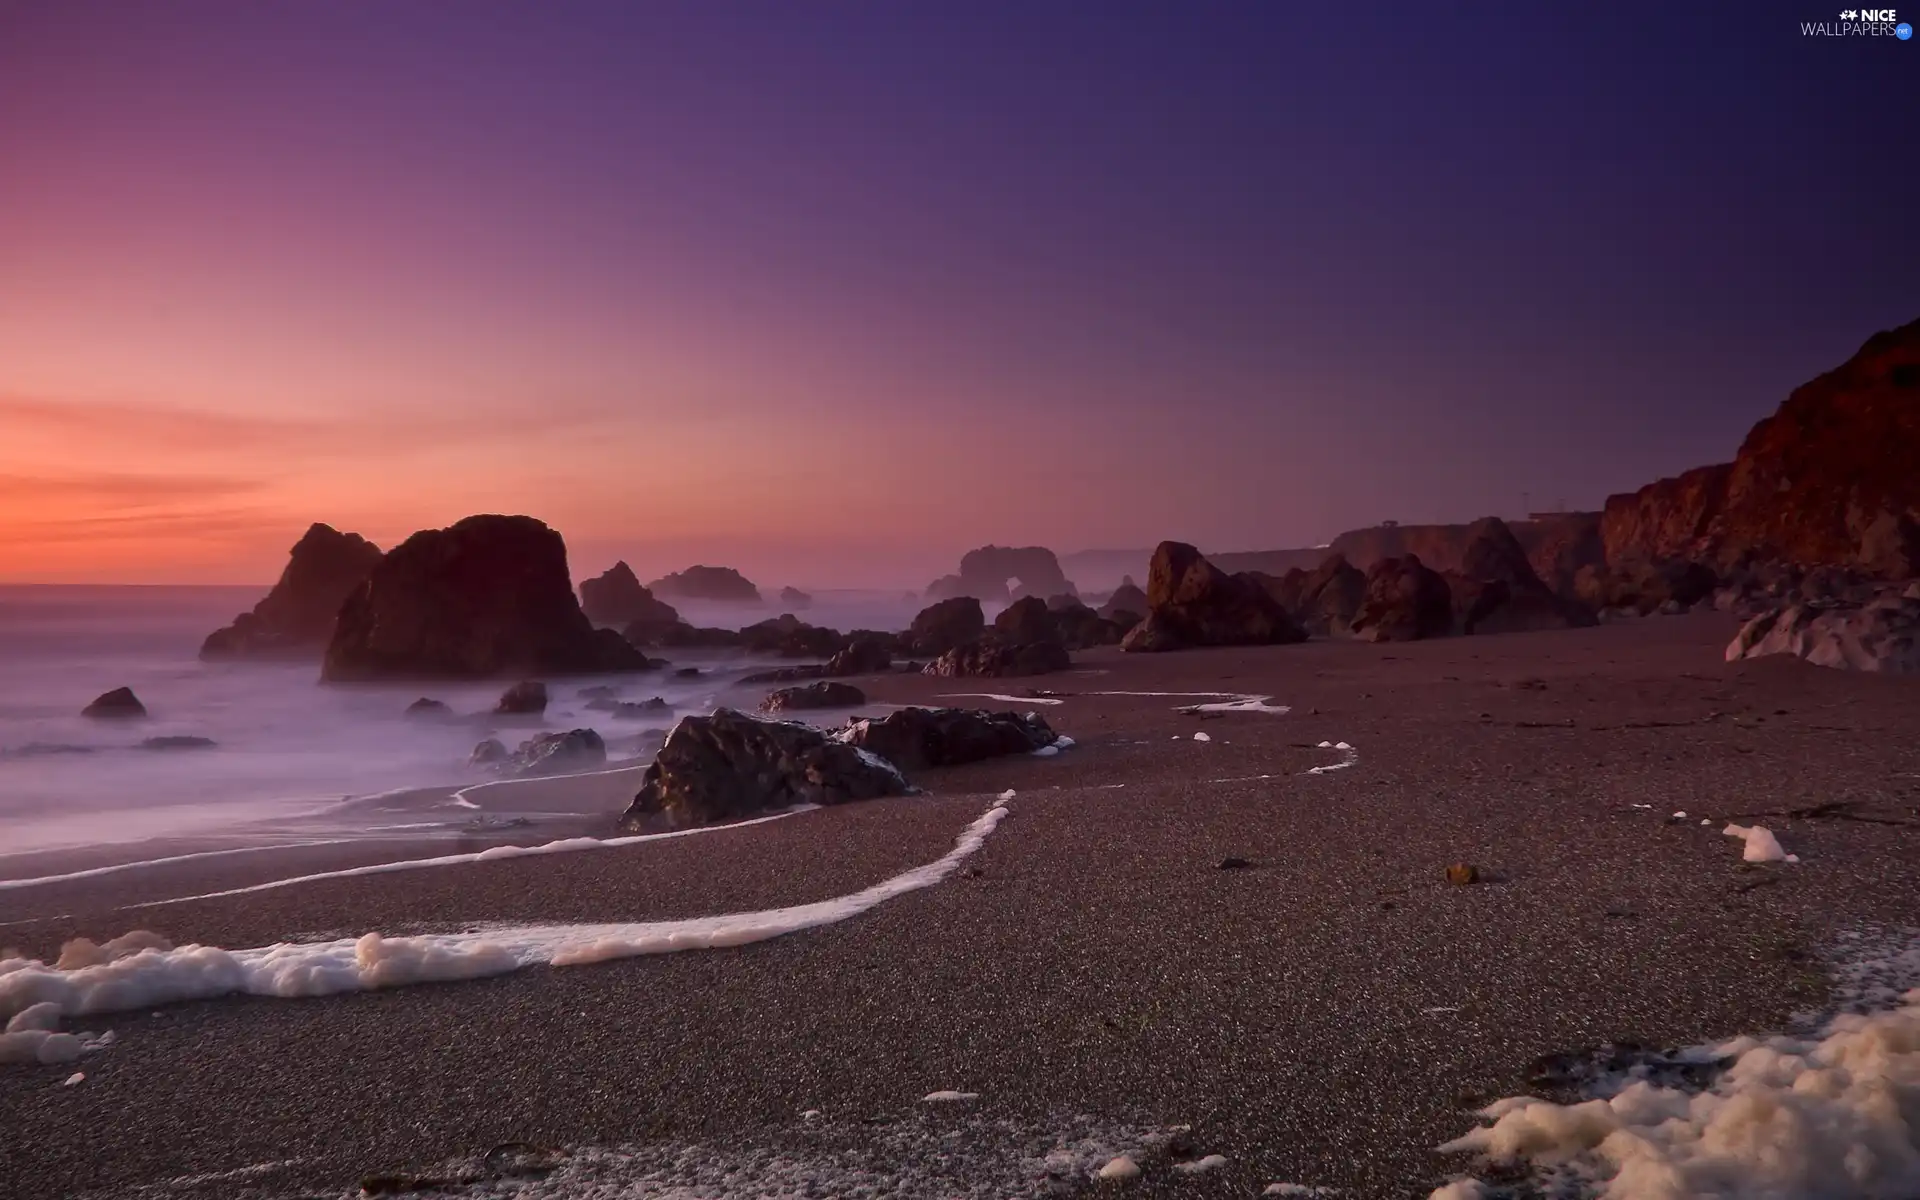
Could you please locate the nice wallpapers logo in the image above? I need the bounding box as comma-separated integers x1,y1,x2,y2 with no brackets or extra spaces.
1802,7,1914,36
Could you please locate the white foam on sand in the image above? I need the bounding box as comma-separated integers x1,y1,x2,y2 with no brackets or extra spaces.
938,693,1066,706
921,1090,979,1102
446,762,649,811
1430,929,1920,1200
1031,734,1076,758
1307,742,1359,775
1173,1154,1229,1174
0,795,1014,1033
1723,823,1789,863
0,839,360,892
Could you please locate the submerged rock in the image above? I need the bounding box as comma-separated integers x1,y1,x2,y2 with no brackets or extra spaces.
405,698,452,717
494,681,549,715
618,709,910,831
82,688,146,720
838,706,1057,772
1725,595,1920,673
761,682,868,713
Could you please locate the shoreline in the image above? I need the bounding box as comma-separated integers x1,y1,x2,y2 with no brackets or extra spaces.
4,614,1919,1198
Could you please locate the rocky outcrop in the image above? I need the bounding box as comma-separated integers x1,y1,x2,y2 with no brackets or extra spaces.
1726,593,1920,673
993,596,1056,645
81,688,146,719
1348,555,1454,642
838,707,1058,771
321,515,653,681
926,546,1075,603
507,729,608,776
1574,559,1720,616
200,524,383,659
405,697,452,718
647,565,763,604
826,634,895,675
1119,542,1307,653
578,562,682,629
922,639,1070,677
1448,518,1597,634
1284,554,1368,637
618,709,910,830
760,682,867,712
1045,597,1124,649
906,597,986,655
1322,515,1605,597
740,615,842,658
1099,579,1149,621
777,587,813,610
494,680,549,715
1605,319,1920,577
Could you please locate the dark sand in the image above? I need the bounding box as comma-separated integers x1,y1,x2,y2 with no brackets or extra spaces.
5,612,1920,1198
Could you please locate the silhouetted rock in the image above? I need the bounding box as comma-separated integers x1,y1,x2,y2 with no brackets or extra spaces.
507,729,607,777
906,597,987,655
82,688,146,719
1288,554,1368,636
1726,594,1920,673
777,586,813,610
140,736,215,751
1349,555,1454,642
470,739,509,766
1098,578,1148,621
922,639,1071,677
741,614,842,658
993,596,1057,644
826,634,894,675
579,562,682,629
926,546,1076,603
322,515,652,680
839,707,1058,772
200,524,384,660
1604,318,1920,577
1575,559,1720,616
1119,542,1307,652
618,709,909,830
405,698,452,718
494,680,549,715
761,681,867,712
647,565,762,603
1046,597,1124,649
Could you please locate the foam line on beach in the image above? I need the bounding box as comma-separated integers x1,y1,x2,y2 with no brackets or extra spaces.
130,807,816,909
942,690,1289,714
446,761,651,810
0,795,1014,1028
0,841,362,892
938,693,1067,705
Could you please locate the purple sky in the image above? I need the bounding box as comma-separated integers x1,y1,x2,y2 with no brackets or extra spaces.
1,1,1914,587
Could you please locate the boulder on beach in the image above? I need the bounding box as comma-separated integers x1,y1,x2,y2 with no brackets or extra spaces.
494,680,549,716
618,708,910,830
826,633,895,675
1119,542,1307,653
1448,519,1597,634
647,565,762,604
993,596,1056,645
1348,555,1454,642
922,639,1071,677
507,728,608,777
1725,594,1920,673
839,706,1059,772
1284,554,1368,637
578,562,682,629
760,681,867,712
82,687,146,720
1046,597,1125,649
200,523,384,660
906,596,987,656
321,515,653,680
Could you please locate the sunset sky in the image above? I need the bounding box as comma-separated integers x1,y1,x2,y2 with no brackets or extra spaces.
2,2,1915,588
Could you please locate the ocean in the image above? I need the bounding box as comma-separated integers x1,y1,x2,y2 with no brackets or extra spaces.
0,585,938,863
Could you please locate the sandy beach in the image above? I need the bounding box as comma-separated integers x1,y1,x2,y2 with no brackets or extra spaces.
4,613,1919,1198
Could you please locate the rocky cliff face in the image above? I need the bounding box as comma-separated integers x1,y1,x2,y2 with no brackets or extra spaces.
200,523,383,659
1327,514,1604,594
322,514,650,680
1602,318,1920,577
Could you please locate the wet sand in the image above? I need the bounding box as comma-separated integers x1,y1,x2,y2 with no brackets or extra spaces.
4,612,1920,1198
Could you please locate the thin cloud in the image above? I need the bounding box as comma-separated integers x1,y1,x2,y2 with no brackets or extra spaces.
0,471,267,504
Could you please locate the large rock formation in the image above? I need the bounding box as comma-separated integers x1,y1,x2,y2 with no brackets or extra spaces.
1604,318,1920,577
504,729,608,777
1099,578,1149,622
1323,515,1606,598
1119,542,1307,653
925,546,1075,603
1726,593,1920,673
905,597,987,656
1348,555,1454,642
82,687,146,719
617,709,909,830
321,515,652,681
1045,596,1125,649
578,562,681,629
1271,554,1368,637
922,639,1071,677
777,586,813,610
200,524,383,659
760,681,867,712
647,565,763,603
1447,518,1597,634
839,707,1059,771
